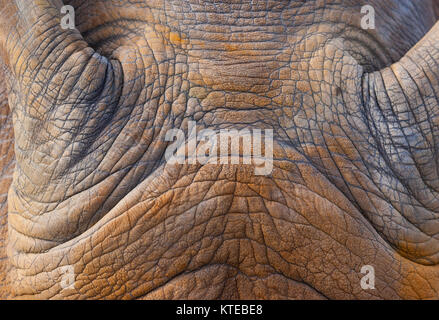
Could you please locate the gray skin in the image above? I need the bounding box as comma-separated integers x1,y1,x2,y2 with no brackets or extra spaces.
0,0,439,299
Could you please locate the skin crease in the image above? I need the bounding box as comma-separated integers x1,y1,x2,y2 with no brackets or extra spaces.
0,0,439,300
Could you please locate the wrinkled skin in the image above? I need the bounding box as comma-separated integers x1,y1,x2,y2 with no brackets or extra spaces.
1,0,439,299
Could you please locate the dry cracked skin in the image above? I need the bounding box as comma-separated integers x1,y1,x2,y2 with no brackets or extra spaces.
1,0,439,299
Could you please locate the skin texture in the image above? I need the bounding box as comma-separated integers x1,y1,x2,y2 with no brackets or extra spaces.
1,0,439,299
0,66,14,299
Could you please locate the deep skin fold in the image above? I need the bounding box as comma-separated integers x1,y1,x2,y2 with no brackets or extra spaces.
0,0,439,299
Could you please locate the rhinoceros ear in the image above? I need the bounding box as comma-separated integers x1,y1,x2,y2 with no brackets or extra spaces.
1,0,84,73
361,20,439,265
366,21,439,116
0,0,121,112
362,20,439,138
366,19,439,165
0,0,129,194
362,20,439,153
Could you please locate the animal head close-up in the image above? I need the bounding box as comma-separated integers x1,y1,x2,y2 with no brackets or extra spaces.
1,0,439,301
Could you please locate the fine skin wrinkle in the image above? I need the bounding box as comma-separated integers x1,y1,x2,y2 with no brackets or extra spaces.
0,0,439,299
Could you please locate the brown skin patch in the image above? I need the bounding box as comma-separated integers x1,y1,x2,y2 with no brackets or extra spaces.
0,67,14,299
1,0,439,299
